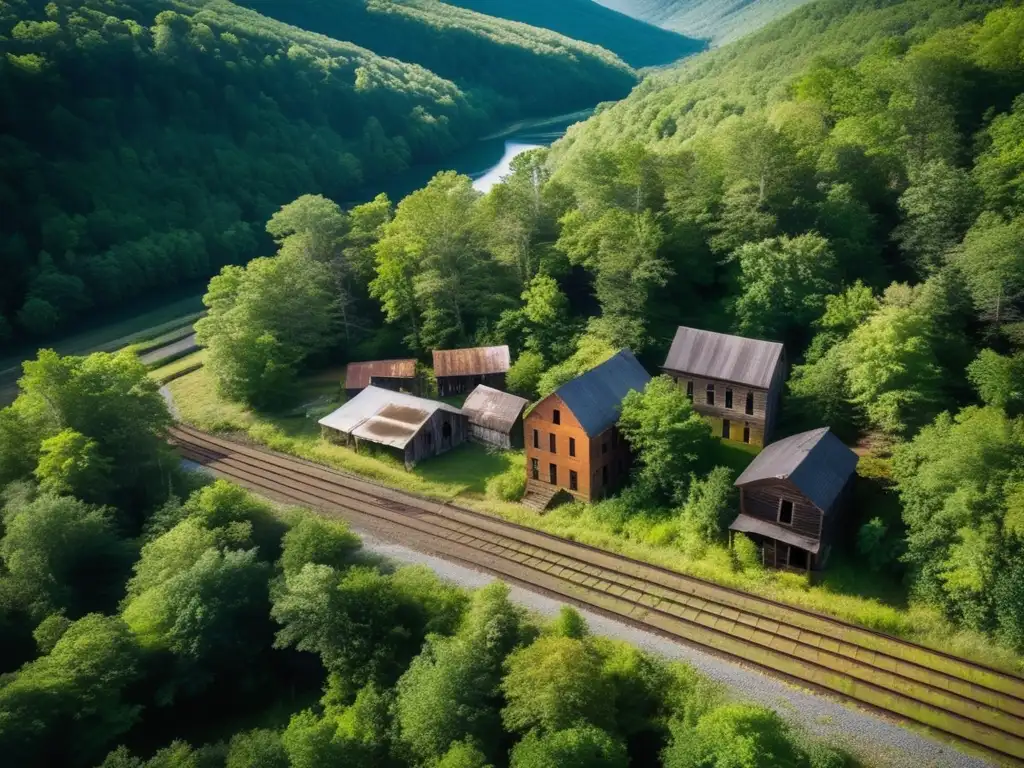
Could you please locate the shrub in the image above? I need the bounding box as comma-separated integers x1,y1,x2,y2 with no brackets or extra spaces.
486,467,526,502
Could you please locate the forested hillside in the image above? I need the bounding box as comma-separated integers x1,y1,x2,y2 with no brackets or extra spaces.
593,0,815,44
0,0,635,347
237,0,636,109
445,0,704,67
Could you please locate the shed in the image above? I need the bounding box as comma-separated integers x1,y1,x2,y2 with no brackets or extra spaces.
345,359,418,398
433,345,511,396
318,386,468,469
462,385,529,449
729,427,858,571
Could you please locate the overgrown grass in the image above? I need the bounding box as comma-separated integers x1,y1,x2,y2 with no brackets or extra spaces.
149,350,209,383
167,366,1024,673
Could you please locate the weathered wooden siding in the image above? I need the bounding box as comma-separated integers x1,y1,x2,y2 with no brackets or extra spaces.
346,375,419,399
437,372,506,397
524,395,632,502
663,368,783,447
740,481,822,540
404,409,469,468
470,423,511,450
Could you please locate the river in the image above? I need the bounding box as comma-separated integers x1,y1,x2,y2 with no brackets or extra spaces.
351,108,594,203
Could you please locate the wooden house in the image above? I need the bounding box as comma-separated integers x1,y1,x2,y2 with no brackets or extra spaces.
462,385,528,450
730,427,858,572
433,345,511,397
345,359,418,399
523,350,650,509
661,326,785,447
318,386,467,469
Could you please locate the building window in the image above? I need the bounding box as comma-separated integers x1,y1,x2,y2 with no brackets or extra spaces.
706,384,715,406
550,433,556,453
553,409,561,425
602,465,608,485
442,421,451,440
722,419,730,439
602,441,608,455
531,458,539,480
569,437,576,457
778,499,794,525
725,388,733,409
426,431,433,446
569,470,578,491
533,429,539,449
549,463,557,485
745,391,754,415
743,424,751,444
686,380,694,400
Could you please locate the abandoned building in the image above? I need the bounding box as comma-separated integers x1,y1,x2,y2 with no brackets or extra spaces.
461,384,529,450
523,350,650,510
432,345,511,397
344,359,418,398
318,386,467,469
661,326,786,447
729,427,858,572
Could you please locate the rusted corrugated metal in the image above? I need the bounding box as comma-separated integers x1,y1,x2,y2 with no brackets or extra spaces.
345,359,417,392
663,327,784,390
462,385,528,434
319,386,462,449
432,346,511,378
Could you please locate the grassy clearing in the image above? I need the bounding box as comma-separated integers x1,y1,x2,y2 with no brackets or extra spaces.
167,365,1024,673
149,350,209,383
125,322,197,356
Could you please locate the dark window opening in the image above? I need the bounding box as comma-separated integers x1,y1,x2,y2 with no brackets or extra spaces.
569,470,578,491
721,419,730,439
531,458,539,481
743,425,751,444
569,437,576,457
426,431,433,446
533,429,539,449
442,421,452,441
553,409,561,425
602,441,608,455
549,463,557,485
725,388,733,409
789,546,808,570
602,465,608,485
745,391,754,415
706,384,715,406
549,433,556,453
779,499,794,525
686,380,694,400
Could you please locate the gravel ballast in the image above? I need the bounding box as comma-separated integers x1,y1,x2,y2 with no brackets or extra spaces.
359,529,993,768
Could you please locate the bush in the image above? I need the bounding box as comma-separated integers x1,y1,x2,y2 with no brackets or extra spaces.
731,534,761,573
486,466,526,502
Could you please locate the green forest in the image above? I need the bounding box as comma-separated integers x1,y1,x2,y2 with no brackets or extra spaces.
0,350,850,767
443,0,704,67
0,0,636,345
174,0,1024,659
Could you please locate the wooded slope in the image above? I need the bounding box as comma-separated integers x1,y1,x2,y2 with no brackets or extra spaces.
445,0,705,67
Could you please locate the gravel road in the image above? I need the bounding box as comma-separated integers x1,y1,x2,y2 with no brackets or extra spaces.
141,333,197,366
359,529,993,768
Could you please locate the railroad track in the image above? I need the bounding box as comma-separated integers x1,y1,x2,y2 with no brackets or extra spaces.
170,424,1024,765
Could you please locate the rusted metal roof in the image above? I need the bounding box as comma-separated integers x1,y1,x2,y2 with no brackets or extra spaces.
318,386,462,449
663,326,784,389
735,427,858,513
462,385,528,434
729,513,822,554
555,350,651,437
433,345,510,378
345,359,417,391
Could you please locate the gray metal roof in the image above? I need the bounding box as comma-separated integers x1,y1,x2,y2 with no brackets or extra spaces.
662,326,784,389
729,513,822,554
318,386,462,449
735,427,858,513
462,385,528,434
433,346,511,378
555,350,651,437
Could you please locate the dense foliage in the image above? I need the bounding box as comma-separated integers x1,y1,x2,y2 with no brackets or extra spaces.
0,0,636,346
445,0,703,67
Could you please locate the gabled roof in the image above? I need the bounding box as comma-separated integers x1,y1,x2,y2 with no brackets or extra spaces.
433,346,511,378
735,428,858,512
318,386,462,449
345,359,417,391
462,385,528,434
663,326,784,389
554,350,651,437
